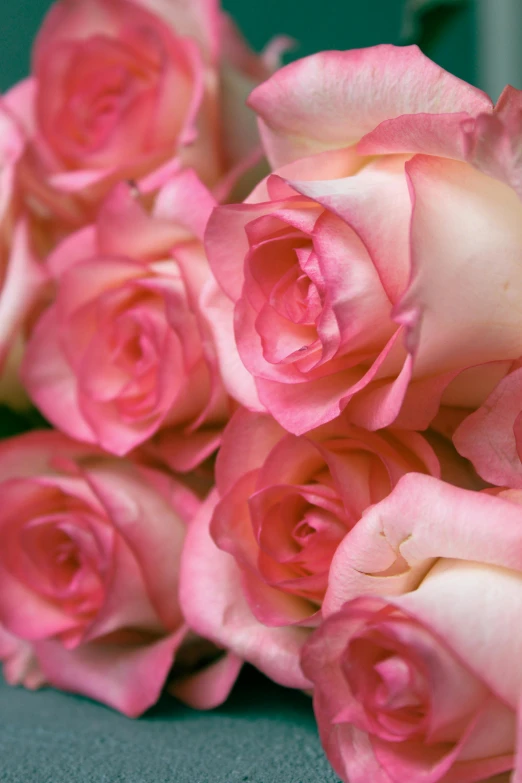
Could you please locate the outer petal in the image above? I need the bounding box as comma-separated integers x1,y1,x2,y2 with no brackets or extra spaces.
463,85,522,199
291,155,412,304
0,430,102,480
358,112,476,160
205,200,287,301
215,408,285,496
249,45,492,168
84,462,189,630
169,650,243,709
47,226,97,278
393,559,522,710
454,367,522,488
22,307,97,445
199,276,264,411
396,155,522,380
324,473,522,615
34,628,184,717
179,491,311,690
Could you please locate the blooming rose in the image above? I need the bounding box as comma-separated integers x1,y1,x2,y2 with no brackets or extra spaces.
303,474,522,783
23,170,228,470
204,45,522,435
0,430,241,715
6,0,280,228
180,407,443,688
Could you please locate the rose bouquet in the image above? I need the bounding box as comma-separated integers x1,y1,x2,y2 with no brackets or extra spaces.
1,1,522,781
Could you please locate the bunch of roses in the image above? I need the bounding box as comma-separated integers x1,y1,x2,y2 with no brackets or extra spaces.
2,2,522,782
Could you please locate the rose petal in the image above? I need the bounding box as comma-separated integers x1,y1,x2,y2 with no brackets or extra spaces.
249,46,492,168
180,491,311,689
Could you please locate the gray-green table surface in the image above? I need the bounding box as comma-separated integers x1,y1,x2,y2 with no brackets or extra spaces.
0,668,340,782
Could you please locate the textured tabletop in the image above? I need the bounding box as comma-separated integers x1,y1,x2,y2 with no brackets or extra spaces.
0,668,340,783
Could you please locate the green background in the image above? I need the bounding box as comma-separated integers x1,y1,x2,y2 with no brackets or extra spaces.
0,0,477,93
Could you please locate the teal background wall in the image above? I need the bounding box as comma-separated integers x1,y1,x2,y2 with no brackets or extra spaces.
0,0,477,93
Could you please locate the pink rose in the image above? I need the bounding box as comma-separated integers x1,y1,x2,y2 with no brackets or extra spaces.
6,0,280,227
180,407,441,687
23,170,228,470
205,45,522,435
303,474,522,783
0,430,239,715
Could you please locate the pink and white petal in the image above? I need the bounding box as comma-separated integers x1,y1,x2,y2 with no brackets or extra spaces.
249,46,492,168
0,430,101,481
34,628,184,717
396,155,522,379
147,427,222,473
47,227,97,278
256,367,366,435
3,78,36,139
256,328,408,435
200,276,264,411
83,461,187,630
440,360,512,411
0,560,79,642
293,156,412,304
358,111,475,160
272,147,365,194
95,184,183,259
376,365,459,431
240,566,318,628
205,201,281,301
454,367,522,488
22,308,97,445
180,491,311,690
216,408,284,496
82,534,162,643
49,168,115,193
393,559,522,709
170,650,243,709
324,473,522,617
343,356,415,431
152,168,216,241
463,85,522,199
